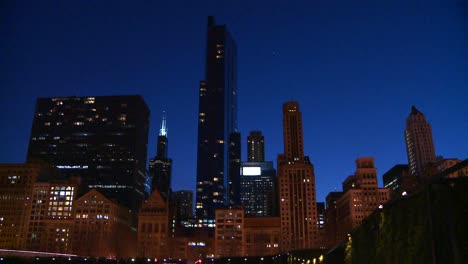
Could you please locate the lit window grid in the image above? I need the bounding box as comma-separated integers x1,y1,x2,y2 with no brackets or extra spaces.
48,186,74,218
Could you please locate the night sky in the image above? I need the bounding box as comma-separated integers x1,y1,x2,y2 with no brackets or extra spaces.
1,0,467,203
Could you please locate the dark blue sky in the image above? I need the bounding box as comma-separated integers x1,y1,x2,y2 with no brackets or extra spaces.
1,0,467,203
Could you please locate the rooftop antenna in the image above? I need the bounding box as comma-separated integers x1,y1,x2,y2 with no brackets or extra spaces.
159,111,167,136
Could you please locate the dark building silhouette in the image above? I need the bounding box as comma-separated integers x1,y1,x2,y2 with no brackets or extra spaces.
323,192,343,248
229,132,241,206
316,202,325,247
171,190,193,223
277,102,319,251
195,16,238,221
26,96,149,215
383,164,418,198
149,112,172,200
383,164,409,192
240,161,277,216
404,106,436,179
247,131,264,162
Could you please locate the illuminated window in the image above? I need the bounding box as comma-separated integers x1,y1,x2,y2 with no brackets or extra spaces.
84,97,95,104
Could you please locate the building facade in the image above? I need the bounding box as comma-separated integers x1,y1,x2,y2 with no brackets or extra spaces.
244,217,281,257
26,95,150,215
277,102,319,251
0,164,42,249
404,105,436,179
149,112,172,201
247,131,265,162
25,179,78,254
195,16,238,220
326,158,391,247
240,161,277,216
214,207,244,258
73,189,136,259
137,189,169,258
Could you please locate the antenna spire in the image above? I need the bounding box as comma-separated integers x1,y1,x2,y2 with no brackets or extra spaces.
159,111,167,136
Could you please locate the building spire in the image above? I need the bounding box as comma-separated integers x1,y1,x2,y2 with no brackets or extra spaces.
159,111,167,136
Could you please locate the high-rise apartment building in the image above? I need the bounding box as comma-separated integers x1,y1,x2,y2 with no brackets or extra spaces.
404,106,436,178
247,131,264,162
277,102,319,251
240,162,277,216
196,16,238,220
26,96,150,215
149,112,172,200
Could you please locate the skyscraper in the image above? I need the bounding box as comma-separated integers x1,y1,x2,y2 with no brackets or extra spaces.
195,16,238,220
247,131,264,162
277,102,319,250
149,112,173,200
26,96,150,214
404,106,436,178
240,161,277,216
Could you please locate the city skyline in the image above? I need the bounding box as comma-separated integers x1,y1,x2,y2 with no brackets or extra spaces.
1,0,467,204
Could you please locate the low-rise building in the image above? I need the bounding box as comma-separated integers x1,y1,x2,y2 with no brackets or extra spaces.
137,189,169,258
73,189,136,259
215,207,244,258
244,217,281,257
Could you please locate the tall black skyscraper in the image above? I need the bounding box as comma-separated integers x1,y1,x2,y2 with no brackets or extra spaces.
26,95,149,214
196,16,238,221
149,112,173,200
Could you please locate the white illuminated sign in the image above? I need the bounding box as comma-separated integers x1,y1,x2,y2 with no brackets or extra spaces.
242,167,261,176
56,165,89,169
